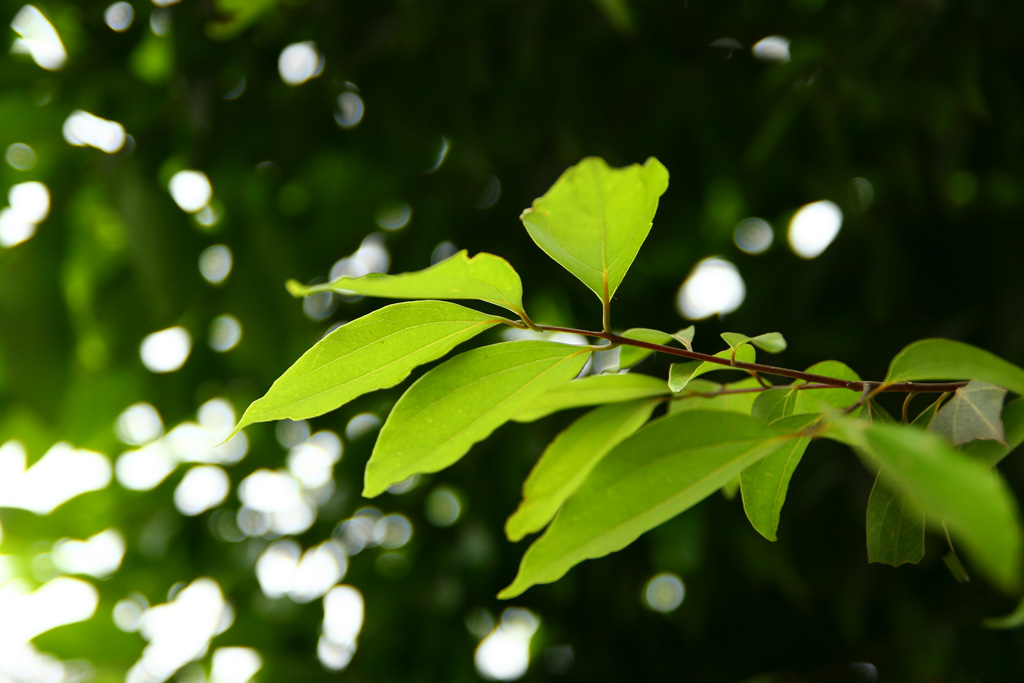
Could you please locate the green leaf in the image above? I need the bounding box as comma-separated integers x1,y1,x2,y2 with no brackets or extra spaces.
860,423,1023,592
618,328,673,369
505,399,658,542
910,395,946,428
286,250,526,316
721,332,787,354
962,397,1024,467
793,361,861,414
740,415,814,541
983,595,1024,630
668,378,762,415
751,386,799,423
520,157,669,305
511,373,669,423
233,301,504,434
364,341,591,497
885,338,1024,395
865,473,925,566
668,345,756,392
927,381,1007,446
498,411,798,598
673,325,695,351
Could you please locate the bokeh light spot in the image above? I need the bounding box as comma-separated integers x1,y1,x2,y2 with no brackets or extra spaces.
140,326,192,373
475,608,539,681
9,181,50,224
374,201,411,231
335,91,364,129
643,572,685,613
209,314,243,352
733,217,773,254
63,110,127,153
425,486,463,526
116,402,164,446
752,35,791,63
788,200,843,259
11,5,67,71
105,2,134,31
169,170,212,213
174,465,230,516
5,143,36,171
676,258,746,319
279,41,323,86
199,245,233,284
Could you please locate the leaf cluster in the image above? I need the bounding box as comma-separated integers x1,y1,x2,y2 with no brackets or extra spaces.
238,158,1024,612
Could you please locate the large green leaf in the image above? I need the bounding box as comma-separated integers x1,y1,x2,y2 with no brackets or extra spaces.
233,301,504,434
511,373,669,422
927,381,1007,446
885,339,1024,395
861,423,1023,592
668,378,762,415
668,345,756,393
865,473,926,566
364,341,591,497
286,250,526,316
520,157,669,306
498,411,799,598
962,397,1024,467
505,399,658,542
739,415,815,541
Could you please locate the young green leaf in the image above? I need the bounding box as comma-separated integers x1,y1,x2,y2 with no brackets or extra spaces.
511,372,669,422
673,325,696,351
865,473,925,566
617,328,674,369
961,397,1024,467
910,395,947,428
861,423,1023,592
363,341,591,497
520,157,669,307
668,345,756,393
668,378,762,415
751,386,799,423
286,250,526,316
927,381,1007,446
498,411,799,598
505,399,659,542
740,414,815,541
721,332,787,354
885,338,1024,395
233,301,504,434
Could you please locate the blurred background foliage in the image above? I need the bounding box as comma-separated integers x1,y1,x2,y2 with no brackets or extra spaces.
1,0,1023,681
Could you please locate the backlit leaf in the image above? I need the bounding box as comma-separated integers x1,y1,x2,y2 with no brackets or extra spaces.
668,345,756,392
740,414,815,541
885,339,1024,395
505,399,658,542
793,361,861,414
511,372,669,422
983,594,1024,630
962,398,1024,467
364,341,591,497
520,157,669,305
865,473,925,566
499,411,799,598
927,381,1007,446
859,422,1023,592
233,301,504,434
286,250,526,316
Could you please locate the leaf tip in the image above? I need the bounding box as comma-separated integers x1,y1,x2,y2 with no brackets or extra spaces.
285,279,308,298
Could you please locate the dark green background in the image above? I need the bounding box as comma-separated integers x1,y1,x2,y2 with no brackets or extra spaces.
1,0,1023,680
